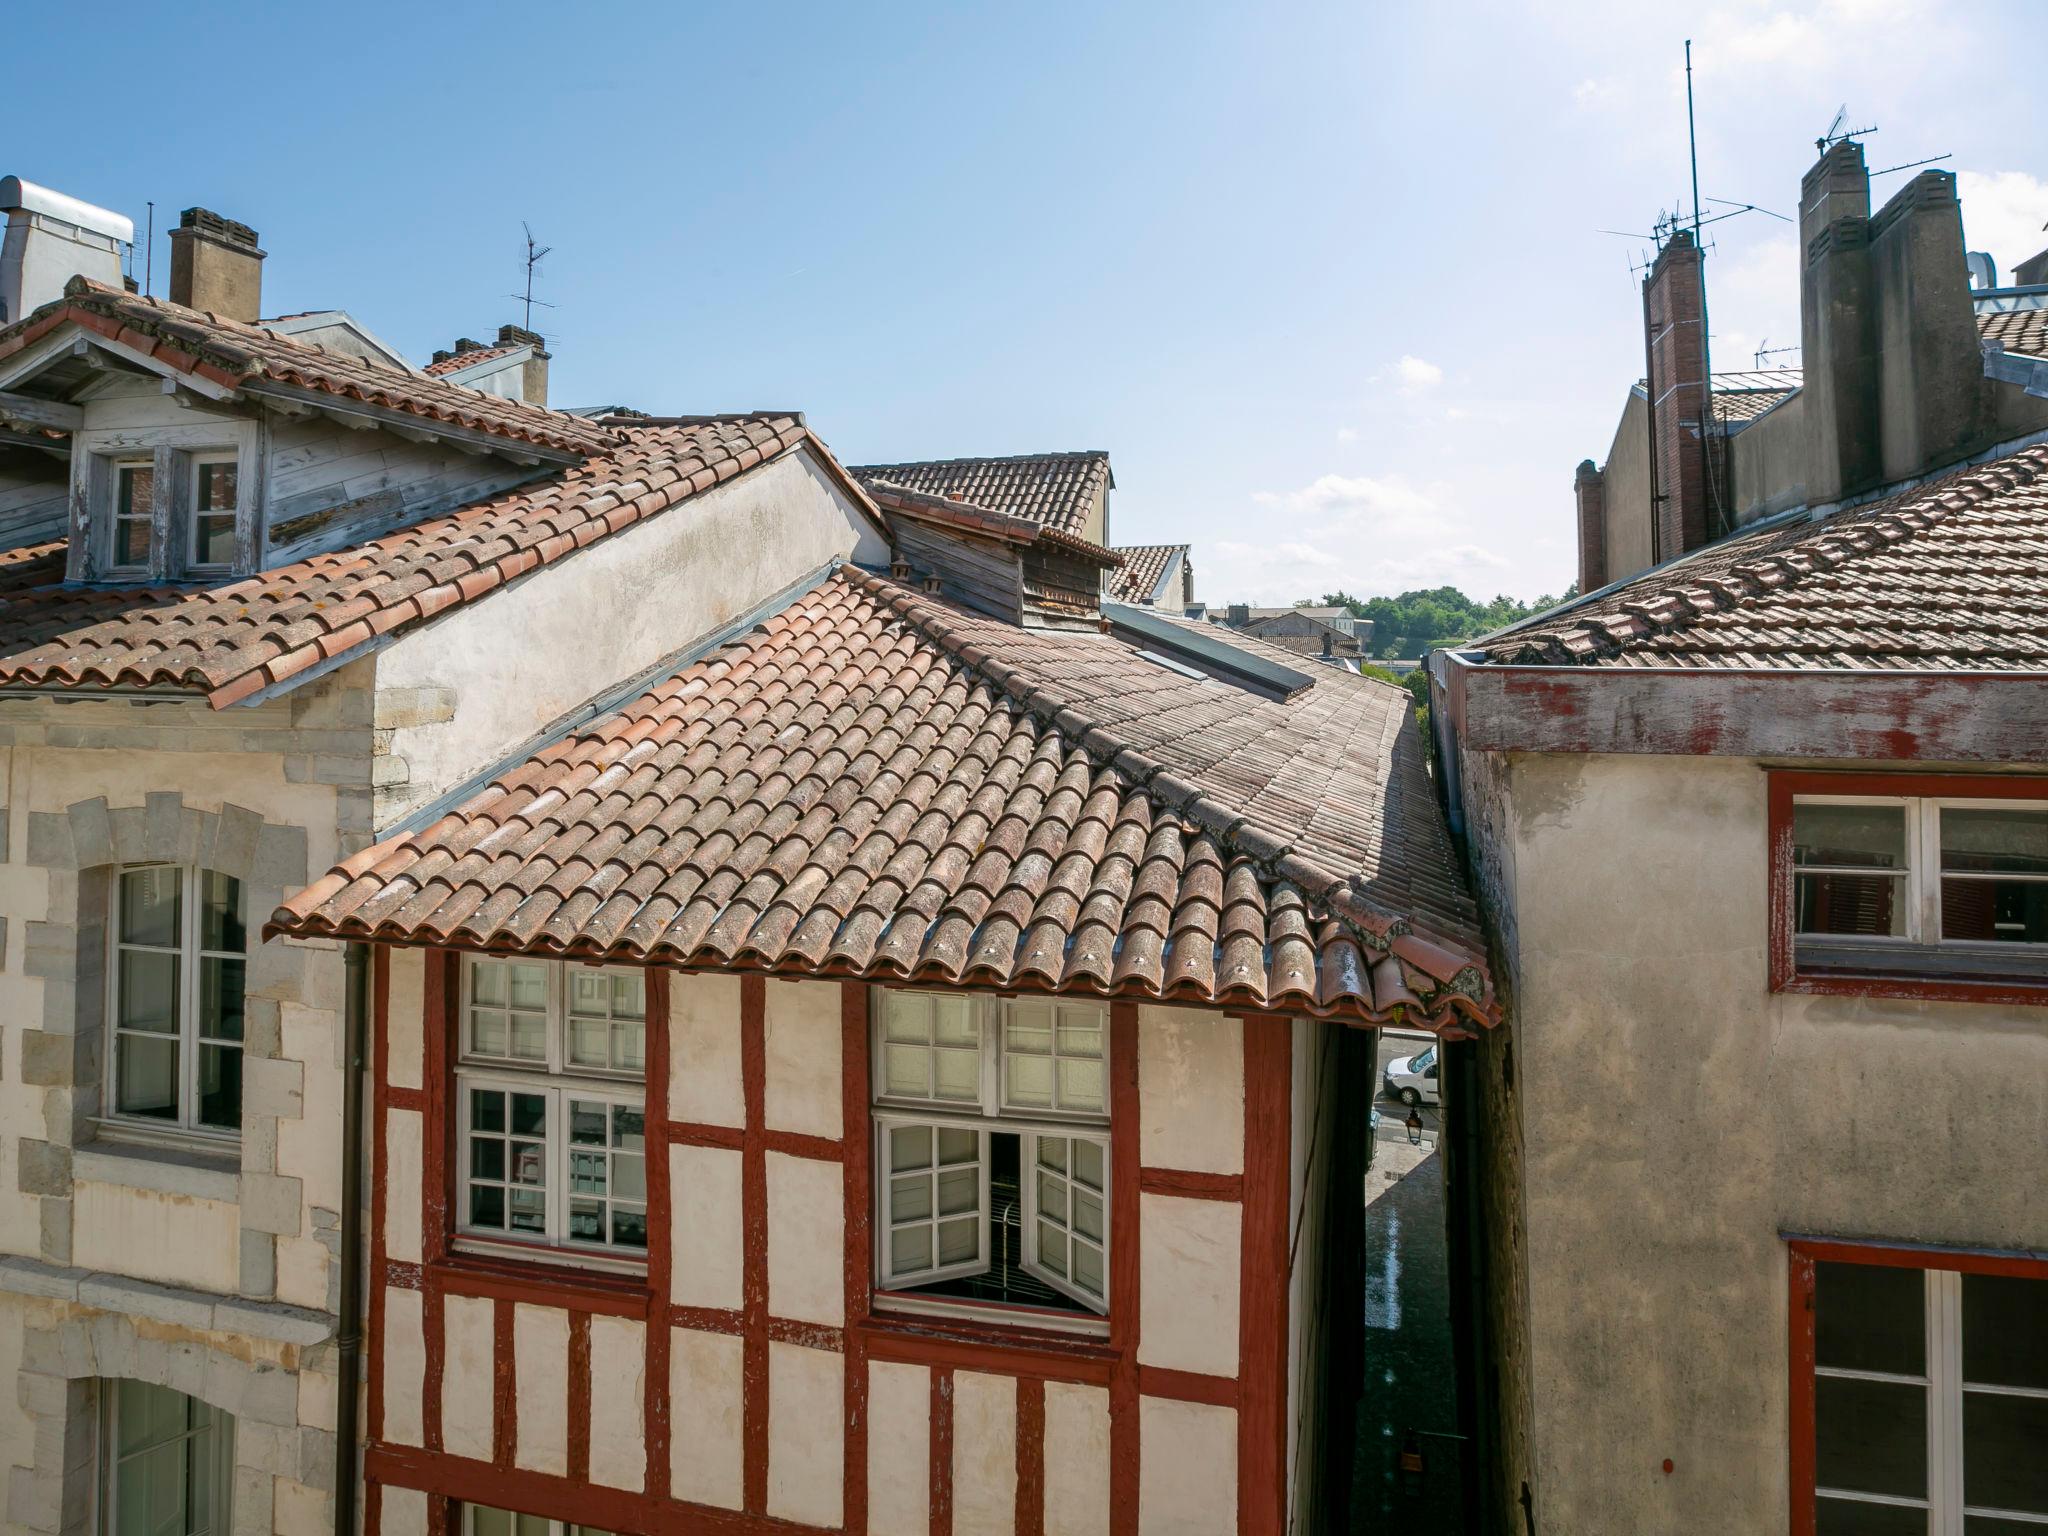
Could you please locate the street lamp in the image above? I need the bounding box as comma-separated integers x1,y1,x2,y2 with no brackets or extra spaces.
1404,1108,1424,1145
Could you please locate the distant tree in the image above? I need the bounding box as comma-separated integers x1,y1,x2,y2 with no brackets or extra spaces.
1321,583,1578,659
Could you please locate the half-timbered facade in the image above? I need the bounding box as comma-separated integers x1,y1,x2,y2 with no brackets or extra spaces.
273,567,1500,1535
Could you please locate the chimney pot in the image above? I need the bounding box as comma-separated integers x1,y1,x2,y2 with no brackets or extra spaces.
1574,459,1608,592
168,206,264,321
1227,603,1249,626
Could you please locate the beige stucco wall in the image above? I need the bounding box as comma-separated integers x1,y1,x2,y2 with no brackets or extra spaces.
1599,391,1654,585
1727,393,1808,526
1490,750,2048,1535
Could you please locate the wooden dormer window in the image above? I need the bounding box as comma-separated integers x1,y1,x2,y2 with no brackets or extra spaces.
69,419,258,583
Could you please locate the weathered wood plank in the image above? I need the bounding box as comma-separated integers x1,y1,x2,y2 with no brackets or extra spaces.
0,390,82,433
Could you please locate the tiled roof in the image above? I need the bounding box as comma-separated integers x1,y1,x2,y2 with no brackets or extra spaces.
0,279,607,456
867,480,1123,568
271,568,1495,1030
850,452,1111,538
1980,306,2048,359
423,344,520,376
1482,441,2048,669
0,417,812,705
1109,544,1186,603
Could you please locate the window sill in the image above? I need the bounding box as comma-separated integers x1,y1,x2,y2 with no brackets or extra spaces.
435,1243,650,1314
859,1308,1119,1382
76,1130,240,1202
870,1290,1112,1342
1780,940,2048,1005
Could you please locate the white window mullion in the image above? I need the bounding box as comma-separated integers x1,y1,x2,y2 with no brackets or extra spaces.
1917,801,1940,945
1931,1268,1965,1536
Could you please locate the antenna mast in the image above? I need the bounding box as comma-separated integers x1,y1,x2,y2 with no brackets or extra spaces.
511,223,555,333
1685,39,1724,538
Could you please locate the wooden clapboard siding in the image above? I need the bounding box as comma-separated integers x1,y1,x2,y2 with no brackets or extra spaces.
263,413,539,567
0,469,67,551
896,519,1025,623
368,965,1321,1536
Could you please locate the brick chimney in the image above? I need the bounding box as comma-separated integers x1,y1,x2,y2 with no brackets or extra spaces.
496,323,549,408
168,207,263,322
1642,229,1710,560
1799,143,1881,504
1868,170,1997,482
1573,459,1607,592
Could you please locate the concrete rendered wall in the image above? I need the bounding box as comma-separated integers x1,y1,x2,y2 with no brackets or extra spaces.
371,447,890,827
1726,394,1807,527
1598,392,1654,587
0,671,372,1536
1492,751,2048,1536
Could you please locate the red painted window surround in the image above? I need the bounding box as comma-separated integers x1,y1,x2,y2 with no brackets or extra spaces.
1786,1235,2048,1536
1767,770,2048,1006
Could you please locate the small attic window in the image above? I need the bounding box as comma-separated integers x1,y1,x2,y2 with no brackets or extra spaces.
71,420,257,583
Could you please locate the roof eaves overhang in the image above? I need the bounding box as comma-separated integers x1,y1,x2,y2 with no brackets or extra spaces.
1435,648,2048,765
242,380,581,466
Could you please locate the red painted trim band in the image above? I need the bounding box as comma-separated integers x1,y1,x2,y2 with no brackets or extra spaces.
1138,1364,1240,1409
1138,1167,1243,1201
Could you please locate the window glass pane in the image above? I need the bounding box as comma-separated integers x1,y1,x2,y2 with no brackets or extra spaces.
1965,1518,2048,1536
1073,1139,1105,1190
611,972,646,1018
571,970,609,1014
1941,876,2048,944
117,1379,180,1453
508,1012,546,1060
937,1216,979,1265
509,1140,546,1187
613,1154,646,1202
1058,1059,1105,1112
194,515,236,567
1075,1189,1105,1242
1038,1221,1067,1277
1074,1238,1105,1297
1816,1261,1925,1376
195,1043,241,1131
473,964,508,1007
885,1043,929,1098
1007,1006,1053,1054
934,1047,979,1101
195,460,236,513
1007,1054,1054,1107
937,1166,978,1217
507,964,546,1010
616,1018,646,1073
509,1188,545,1233
199,871,244,953
932,995,977,1047
1794,804,1909,870
891,1124,932,1173
1055,1010,1103,1058
569,1101,607,1145
1796,872,1908,937
471,1139,505,1181
1963,1390,2048,1514
118,950,181,1032
121,867,182,947
937,1127,977,1165
611,1104,644,1152
892,1173,931,1222
568,1018,608,1069
891,1225,931,1275
469,1183,506,1229
570,1150,607,1195
884,993,929,1044
1815,1376,1927,1501
116,1035,179,1119
199,958,245,1042
1037,1168,1066,1220
470,1511,511,1536
569,1200,605,1243
1941,807,2048,875
610,1205,647,1249
1962,1274,2048,1390
471,1088,506,1132
510,1093,547,1137
1815,1498,1928,1536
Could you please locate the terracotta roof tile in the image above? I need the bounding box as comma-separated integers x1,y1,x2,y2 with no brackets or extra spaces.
0,278,604,455
0,416,811,703
1979,305,2048,360
1109,544,1187,604
423,344,521,377
1484,442,2048,669
850,452,1110,539
271,568,1495,1030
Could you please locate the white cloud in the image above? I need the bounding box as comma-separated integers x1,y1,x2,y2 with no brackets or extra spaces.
1335,426,1358,443
1253,472,1438,521
1395,355,1443,393
1959,170,2048,280
1573,76,1620,110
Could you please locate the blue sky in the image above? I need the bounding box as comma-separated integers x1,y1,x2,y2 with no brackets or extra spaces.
15,0,2045,603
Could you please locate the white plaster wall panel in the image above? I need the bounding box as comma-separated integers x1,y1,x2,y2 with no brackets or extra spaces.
381,1485,429,1536
767,1150,844,1326
1138,1396,1236,1535
440,1293,495,1461
1137,1006,1244,1175
763,979,842,1140
513,1303,570,1476
384,1108,424,1265
867,1360,932,1536
376,450,889,809
671,972,745,1129
670,1326,745,1510
587,1316,647,1491
383,1285,425,1447
386,945,425,1091
1137,1192,1242,1378
1042,1383,1111,1536
671,1142,745,1310
277,1235,328,1312
952,1371,1018,1536
767,1341,844,1527
277,1002,344,1212
73,1181,240,1292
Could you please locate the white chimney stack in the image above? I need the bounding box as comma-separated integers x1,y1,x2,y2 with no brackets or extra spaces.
0,176,133,326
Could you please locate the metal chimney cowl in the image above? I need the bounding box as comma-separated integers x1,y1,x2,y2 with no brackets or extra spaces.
0,175,133,326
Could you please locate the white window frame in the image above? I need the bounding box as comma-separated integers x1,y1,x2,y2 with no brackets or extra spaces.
185,452,241,574
1812,1266,2048,1533
68,420,258,584
105,863,246,1143
869,988,1112,1320
107,456,157,577
100,1380,236,1536
454,959,649,1270
1792,794,2048,949
459,1504,614,1536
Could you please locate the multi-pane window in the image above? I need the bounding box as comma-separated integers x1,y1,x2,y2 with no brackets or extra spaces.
872,989,1110,1318
1806,1256,2048,1533
112,460,154,573
102,1380,235,1536
457,959,648,1260
188,456,238,570
463,1505,613,1536
110,866,246,1135
1790,795,2048,977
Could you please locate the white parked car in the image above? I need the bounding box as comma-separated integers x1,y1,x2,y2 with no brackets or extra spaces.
1383,1042,1440,1107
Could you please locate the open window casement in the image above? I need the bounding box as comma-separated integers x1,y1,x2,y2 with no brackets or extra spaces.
1024,1131,1110,1312
877,1116,990,1288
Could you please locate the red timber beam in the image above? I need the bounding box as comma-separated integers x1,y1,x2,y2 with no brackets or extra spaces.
1108,1000,1141,1536
1237,1014,1293,1536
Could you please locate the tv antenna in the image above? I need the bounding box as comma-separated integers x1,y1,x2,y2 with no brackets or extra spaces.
508,223,556,332
1816,105,1877,154
1753,338,1800,369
